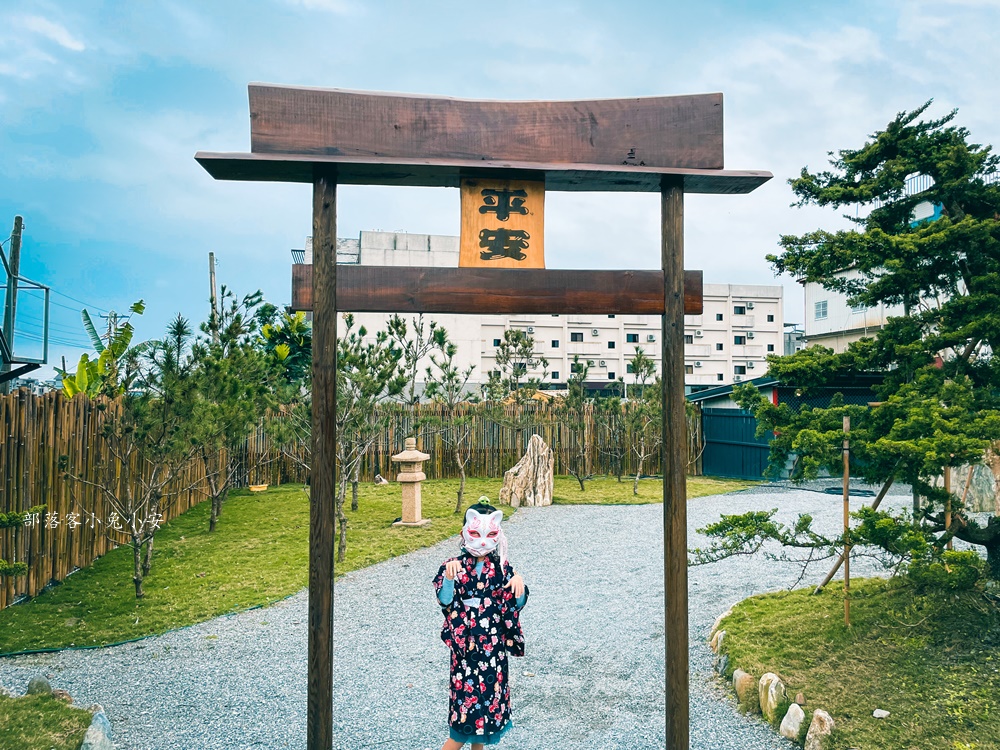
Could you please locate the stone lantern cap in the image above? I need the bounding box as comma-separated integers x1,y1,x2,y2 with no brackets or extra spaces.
392,437,430,464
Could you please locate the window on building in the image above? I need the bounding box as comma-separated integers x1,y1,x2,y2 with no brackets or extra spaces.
716,343,724,351
551,340,559,348
512,363,527,376
493,338,501,347
716,313,724,321
626,333,639,343
734,305,746,315
684,335,693,344
608,314,616,318
767,344,775,352
491,369,501,378
571,332,584,342
717,373,724,381
851,303,866,313
608,341,616,349
608,372,616,380
734,335,746,345
570,362,583,373
815,300,828,320
551,371,559,380
734,365,747,375
627,364,635,373
767,314,775,322
684,365,694,375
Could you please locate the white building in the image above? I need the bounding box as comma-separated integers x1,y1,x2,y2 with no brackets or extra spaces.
296,231,783,391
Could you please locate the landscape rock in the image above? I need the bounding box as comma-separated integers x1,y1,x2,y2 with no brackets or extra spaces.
872,708,890,719
25,675,52,696
709,606,733,639
710,629,725,654
733,669,758,710
758,673,786,723
779,703,806,740
499,434,553,508
79,711,113,750
714,654,729,676
52,688,73,703
804,709,835,750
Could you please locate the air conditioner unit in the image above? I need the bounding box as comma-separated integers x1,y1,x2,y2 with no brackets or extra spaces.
694,361,702,368
587,360,595,367
591,328,600,336
693,330,703,338
734,375,743,382
647,334,656,342
599,360,607,367
746,302,755,309
526,326,535,333
746,331,755,339
747,361,755,369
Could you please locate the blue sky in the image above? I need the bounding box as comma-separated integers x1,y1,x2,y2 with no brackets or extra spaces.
2,0,999,377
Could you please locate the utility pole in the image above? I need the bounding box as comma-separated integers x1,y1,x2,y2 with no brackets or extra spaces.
208,251,219,345
1,215,24,395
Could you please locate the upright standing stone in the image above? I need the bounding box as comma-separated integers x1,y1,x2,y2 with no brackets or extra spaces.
391,437,432,527
499,434,554,507
804,709,835,750
758,673,786,723
779,703,805,739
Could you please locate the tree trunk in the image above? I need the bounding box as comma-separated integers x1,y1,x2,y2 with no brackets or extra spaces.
336,476,349,563
351,463,360,512
454,449,467,514
988,542,1000,581
132,536,144,599
205,447,221,533
142,535,155,578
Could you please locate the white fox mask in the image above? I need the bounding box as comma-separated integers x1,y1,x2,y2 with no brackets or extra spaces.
461,505,505,564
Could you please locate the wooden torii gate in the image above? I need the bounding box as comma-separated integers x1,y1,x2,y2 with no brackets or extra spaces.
196,84,770,749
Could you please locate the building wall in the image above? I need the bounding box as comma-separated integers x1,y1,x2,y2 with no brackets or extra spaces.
297,231,784,390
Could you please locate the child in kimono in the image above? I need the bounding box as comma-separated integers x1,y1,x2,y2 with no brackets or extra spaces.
433,499,528,749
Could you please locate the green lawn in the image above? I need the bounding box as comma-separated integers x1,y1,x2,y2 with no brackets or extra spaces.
0,695,92,750
0,475,747,654
718,577,1000,749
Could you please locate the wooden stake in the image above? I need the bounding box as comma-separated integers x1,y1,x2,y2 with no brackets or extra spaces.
813,474,895,594
308,170,337,750
843,415,851,627
661,176,689,750
944,465,952,551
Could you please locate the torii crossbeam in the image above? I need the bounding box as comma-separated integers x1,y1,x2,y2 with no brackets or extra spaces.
196,84,771,750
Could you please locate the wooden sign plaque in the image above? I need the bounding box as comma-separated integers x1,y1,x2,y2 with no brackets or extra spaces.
459,178,544,268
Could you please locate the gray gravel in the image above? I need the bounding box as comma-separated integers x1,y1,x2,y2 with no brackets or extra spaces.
0,482,913,749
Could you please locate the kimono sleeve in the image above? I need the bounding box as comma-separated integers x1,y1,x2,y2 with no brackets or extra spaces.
499,561,528,657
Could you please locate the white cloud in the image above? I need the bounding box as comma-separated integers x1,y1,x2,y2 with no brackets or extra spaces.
19,14,85,51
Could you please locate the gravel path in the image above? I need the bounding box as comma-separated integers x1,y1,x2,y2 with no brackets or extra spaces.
0,483,912,749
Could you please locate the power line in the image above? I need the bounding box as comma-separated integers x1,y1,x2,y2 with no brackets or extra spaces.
50,289,108,313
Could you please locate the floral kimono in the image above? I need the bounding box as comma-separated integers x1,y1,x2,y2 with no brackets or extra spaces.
433,551,529,744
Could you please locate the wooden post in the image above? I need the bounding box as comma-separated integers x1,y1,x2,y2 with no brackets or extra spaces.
309,170,337,750
661,176,689,750
944,466,952,550
1,215,24,395
843,415,851,627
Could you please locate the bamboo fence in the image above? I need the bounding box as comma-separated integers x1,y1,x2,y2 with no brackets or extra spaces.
0,390,214,611
1,391,701,612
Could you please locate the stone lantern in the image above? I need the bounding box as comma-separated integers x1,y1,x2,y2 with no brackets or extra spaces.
391,437,431,527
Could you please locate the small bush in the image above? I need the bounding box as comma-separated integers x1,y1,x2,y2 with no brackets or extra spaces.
908,550,987,592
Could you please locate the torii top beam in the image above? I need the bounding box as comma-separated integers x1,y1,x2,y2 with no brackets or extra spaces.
196,85,771,193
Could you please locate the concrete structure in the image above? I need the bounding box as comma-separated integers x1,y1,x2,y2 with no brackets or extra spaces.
296,231,784,391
